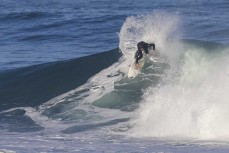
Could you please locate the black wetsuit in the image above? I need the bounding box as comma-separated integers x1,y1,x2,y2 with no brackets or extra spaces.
135,41,155,63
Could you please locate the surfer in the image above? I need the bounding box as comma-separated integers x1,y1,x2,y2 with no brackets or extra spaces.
135,41,156,69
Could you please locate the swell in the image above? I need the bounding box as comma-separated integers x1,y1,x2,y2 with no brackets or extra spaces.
0,11,49,21
0,49,122,111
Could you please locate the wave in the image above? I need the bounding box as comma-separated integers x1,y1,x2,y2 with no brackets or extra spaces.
1,11,229,141
0,49,121,112
1,39,228,136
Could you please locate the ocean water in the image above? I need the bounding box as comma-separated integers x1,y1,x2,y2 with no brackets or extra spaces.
0,0,229,152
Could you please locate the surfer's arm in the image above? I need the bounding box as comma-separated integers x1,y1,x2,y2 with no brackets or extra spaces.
148,43,155,50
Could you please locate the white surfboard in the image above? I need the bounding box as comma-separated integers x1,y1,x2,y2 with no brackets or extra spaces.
128,57,145,79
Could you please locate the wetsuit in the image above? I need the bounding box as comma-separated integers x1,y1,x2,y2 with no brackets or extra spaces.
135,41,155,63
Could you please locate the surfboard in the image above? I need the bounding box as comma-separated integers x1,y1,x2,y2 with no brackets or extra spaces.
128,57,145,79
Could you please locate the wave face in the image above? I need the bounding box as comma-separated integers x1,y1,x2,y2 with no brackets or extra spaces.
0,49,121,112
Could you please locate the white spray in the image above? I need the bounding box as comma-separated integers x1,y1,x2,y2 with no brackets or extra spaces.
121,12,229,140
119,11,182,68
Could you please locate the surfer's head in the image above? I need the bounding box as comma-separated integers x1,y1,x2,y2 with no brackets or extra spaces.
137,41,149,54
137,41,148,53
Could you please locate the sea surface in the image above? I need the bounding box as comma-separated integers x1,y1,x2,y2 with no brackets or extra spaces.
0,0,229,153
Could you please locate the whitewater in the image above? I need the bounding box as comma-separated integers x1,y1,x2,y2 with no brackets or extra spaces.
121,12,229,141
0,1,229,153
